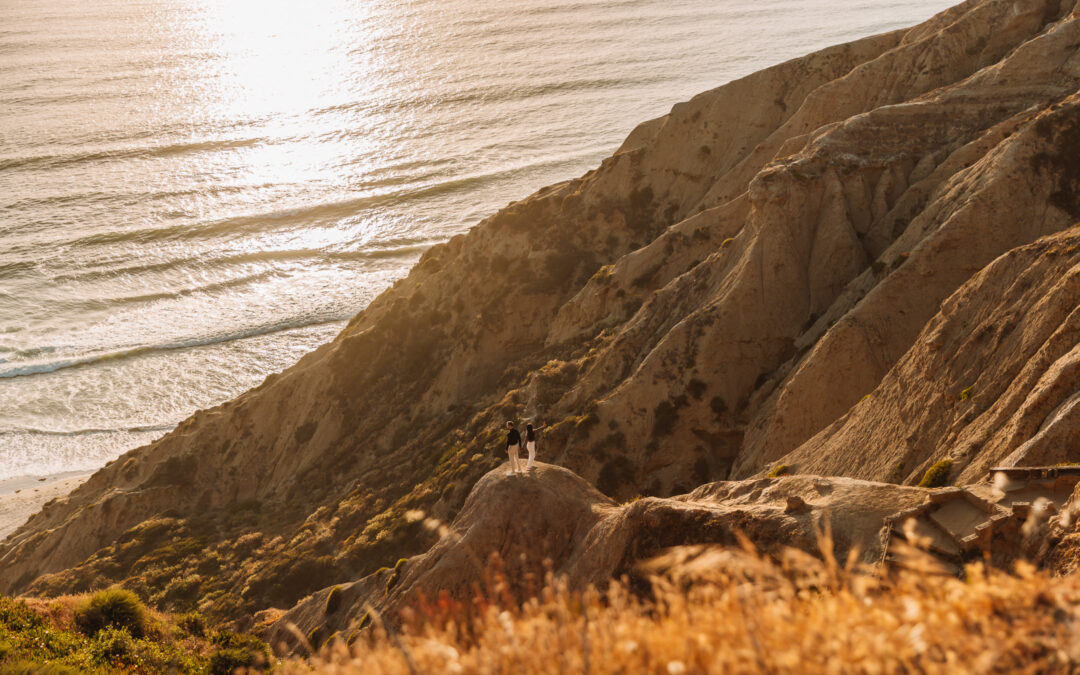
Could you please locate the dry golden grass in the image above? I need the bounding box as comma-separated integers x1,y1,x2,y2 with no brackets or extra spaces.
276,535,1080,675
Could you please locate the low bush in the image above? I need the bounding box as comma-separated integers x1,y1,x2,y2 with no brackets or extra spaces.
0,662,79,675
175,612,205,637
0,592,259,673
89,626,135,666
767,464,791,478
918,459,953,488
210,631,270,673
209,647,257,675
73,589,147,638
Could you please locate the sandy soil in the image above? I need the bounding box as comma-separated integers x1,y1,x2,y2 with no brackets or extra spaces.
0,473,90,540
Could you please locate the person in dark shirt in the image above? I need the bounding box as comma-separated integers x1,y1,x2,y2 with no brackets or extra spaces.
524,422,545,470
505,421,523,476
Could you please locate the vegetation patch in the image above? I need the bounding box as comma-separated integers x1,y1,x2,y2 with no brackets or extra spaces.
175,612,205,637
0,593,257,674
709,396,728,423
767,464,791,478
276,552,1080,673
142,455,197,489
73,589,147,638
597,456,637,496
590,432,626,462
652,395,688,439
918,459,953,488
889,461,906,483
209,630,270,674
294,422,318,445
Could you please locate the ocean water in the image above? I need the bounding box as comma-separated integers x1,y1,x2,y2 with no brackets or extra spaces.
0,0,956,480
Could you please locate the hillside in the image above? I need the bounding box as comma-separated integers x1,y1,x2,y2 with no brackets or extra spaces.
3,0,1080,628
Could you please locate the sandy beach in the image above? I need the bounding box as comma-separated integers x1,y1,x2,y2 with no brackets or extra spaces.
0,473,90,539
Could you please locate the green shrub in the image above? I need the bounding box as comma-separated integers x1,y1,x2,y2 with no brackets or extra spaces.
162,574,202,608
0,663,79,675
89,626,136,666
919,460,953,488
176,611,205,637
767,464,791,478
210,631,270,672
209,647,256,675
959,386,973,402
74,588,147,638
0,597,46,632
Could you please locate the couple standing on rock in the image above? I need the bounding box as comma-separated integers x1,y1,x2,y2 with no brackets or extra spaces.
505,420,543,476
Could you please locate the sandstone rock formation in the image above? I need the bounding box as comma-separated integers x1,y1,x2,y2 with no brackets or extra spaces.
4,0,1080,626
779,226,1080,484
265,463,929,655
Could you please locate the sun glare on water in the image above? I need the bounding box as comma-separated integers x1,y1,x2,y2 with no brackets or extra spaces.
164,0,400,256
182,0,382,201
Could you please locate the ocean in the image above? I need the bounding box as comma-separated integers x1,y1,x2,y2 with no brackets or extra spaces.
0,0,955,481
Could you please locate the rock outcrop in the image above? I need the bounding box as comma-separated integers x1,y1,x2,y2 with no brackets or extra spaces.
4,0,1080,625
265,463,929,654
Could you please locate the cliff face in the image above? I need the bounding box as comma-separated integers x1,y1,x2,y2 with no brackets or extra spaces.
3,0,1080,623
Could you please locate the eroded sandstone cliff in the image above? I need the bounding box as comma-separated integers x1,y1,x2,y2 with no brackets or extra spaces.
3,0,1080,626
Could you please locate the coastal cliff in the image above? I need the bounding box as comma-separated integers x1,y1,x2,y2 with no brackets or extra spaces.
3,0,1080,628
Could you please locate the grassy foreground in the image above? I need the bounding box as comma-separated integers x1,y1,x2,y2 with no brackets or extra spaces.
0,589,269,674
3,540,1078,673
284,543,1080,674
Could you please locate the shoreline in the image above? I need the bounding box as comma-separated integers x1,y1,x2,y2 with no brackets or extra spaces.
0,472,91,539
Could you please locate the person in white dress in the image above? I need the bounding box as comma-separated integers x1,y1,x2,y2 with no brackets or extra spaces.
524,422,545,470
